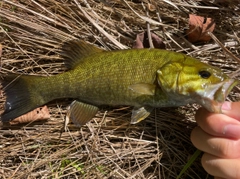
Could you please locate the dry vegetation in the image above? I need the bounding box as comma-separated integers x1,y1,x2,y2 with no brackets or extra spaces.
0,0,240,178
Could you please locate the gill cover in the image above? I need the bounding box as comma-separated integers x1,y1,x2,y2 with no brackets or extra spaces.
157,62,182,94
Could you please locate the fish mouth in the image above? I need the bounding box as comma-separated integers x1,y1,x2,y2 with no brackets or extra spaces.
198,79,240,113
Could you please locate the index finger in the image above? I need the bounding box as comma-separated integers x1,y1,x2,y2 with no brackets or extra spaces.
195,106,240,138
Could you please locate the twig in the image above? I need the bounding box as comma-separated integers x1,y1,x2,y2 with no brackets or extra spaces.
162,0,182,12
188,41,239,55
3,0,62,28
122,0,176,29
142,3,154,48
208,32,240,63
74,0,128,49
0,26,50,76
174,3,226,10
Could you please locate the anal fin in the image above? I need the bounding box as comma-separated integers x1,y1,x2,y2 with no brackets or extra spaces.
66,100,99,127
131,106,153,124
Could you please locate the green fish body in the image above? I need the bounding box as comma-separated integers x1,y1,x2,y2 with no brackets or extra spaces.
1,40,239,125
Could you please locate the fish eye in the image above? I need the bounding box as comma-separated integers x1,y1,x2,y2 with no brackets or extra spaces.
199,70,211,79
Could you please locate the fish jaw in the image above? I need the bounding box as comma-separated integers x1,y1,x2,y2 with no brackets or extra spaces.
195,79,240,113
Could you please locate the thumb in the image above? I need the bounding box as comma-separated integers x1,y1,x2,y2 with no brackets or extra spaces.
221,101,240,121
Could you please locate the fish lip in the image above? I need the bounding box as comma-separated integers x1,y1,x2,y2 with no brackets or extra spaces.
198,79,240,113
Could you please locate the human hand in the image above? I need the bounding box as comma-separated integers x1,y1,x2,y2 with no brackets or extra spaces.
191,101,240,179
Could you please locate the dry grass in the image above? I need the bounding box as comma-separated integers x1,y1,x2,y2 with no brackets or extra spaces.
0,0,240,178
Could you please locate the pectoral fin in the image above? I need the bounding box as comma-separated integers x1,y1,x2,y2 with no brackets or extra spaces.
131,106,153,124
128,83,156,95
66,100,99,127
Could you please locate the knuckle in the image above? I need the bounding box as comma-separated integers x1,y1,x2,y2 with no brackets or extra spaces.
234,166,240,179
201,153,212,172
219,140,240,158
219,140,232,157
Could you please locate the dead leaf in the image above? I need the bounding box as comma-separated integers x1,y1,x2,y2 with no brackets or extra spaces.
186,14,215,43
9,106,50,125
133,31,165,49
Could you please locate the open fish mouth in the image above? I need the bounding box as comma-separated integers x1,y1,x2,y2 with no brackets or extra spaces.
198,79,240,113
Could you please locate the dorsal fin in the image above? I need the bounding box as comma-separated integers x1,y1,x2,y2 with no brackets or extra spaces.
61,39,105,69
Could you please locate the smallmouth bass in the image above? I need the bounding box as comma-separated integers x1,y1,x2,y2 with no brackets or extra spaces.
1,40,239,125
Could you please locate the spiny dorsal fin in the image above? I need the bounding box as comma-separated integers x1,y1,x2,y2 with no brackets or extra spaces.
61,39,105,69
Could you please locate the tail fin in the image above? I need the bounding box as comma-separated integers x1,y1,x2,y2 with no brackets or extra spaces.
1,74,46,122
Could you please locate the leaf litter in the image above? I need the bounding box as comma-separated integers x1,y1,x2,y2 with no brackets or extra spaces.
9,106,50,125
186,14,216,43
132,31,166,49
0,0,240,178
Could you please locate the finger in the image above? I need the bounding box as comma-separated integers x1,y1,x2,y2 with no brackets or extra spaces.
221,101,240,121
195,108,240,138
191,127,240,158
202,153,240,179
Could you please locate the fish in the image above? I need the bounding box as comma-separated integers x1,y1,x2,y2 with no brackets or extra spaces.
0,40,239,126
